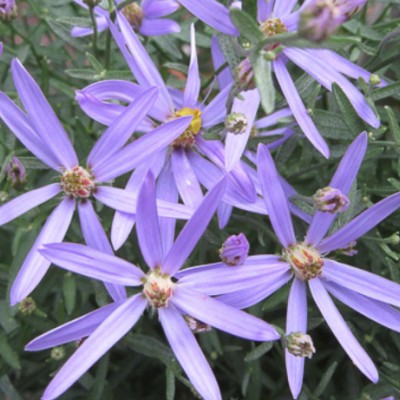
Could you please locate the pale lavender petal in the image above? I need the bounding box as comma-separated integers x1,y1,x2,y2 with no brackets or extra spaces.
41,294,147,400
286,279,307,400
11,59,78,168
202,84,232,128
257,144,296,247
325,281,400,333
322,259,400,308
136,172,164,269
25,303,120,351
171,148,203,208
211,35,233,89
0,183,60,226
0,93,60,170
41,242,144,286
71,16,107,37
309,278,378,382
306,132,368,245
10,197,75,305
172,286,280,341
162,177,227,276
88,86,159,167
284,48,380,128
183,25,200,108
217,270,292,309
139,18,180,36
92,116,192,182
179,262,290,296
274,57,330,158
78,201,127,302
142,0,179,17
256,107,292,129
178,0,239,35
257,0,274,21
319,192,400,253
225,89,260,172
217,202,232,229
273,0,298,16
159,305,222,400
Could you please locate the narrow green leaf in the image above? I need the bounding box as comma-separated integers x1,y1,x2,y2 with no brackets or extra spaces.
314,361,338,397
0,334,20,370
86,53,105,74
165,368,176,400
371,81,400,101
230,8,264,45
217,33,241,71
57,16,92,28
243,0,257,19
88,353,109,400
0,375,23,400
244,342,273,362
63,273,76,315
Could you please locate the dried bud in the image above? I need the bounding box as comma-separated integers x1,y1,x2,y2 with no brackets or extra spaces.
220,233,250,266
235,58,255,90
82,0,101,6
184,315,212,334
225,112,248,135
285,332,316,358
18,297,37,316
0,0,17,21
6,156,26,188
313,186,350,213
122,3,144,29
51,346,66,361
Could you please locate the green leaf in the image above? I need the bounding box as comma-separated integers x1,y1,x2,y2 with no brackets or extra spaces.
242,0,257,19
86,53,105,74
63,273,76,315
371,81,400,101
230,8,264,45
165,368,175,400
0,333,20,370
163,62,189,75
385,106,400,149
250,50,275,114
65,68,106,81
313,361,338,397
0,375,23,400
217,33,241,71
244,342,273,362
88,354,109,400
57,16,92,28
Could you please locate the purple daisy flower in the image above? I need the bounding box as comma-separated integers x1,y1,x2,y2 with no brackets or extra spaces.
72,0,180,37
230,0,384,158
26,174,279,400
0,59,193,305
175,132,400,398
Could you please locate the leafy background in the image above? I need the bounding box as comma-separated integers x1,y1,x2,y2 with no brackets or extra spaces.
0,0,400,399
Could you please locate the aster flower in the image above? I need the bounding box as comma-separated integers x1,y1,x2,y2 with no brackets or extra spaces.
71,0,180,37
78,19,258,246
0,59,193,305
26,173,279,400
230,0,383,158
175,132,400,398
0,0,17,21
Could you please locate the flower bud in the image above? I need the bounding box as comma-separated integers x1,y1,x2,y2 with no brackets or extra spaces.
225,112,248,135
82,0,101,6
6,156,26,188
369,74,381,86
313,186,350,213
18,297,37,316
184,315,212,334
235,58,255,90
285,332,316,358
0,0,17,21
51,346,66,361
219,233,250,266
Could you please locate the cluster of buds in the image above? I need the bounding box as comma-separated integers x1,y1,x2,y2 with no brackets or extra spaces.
6,156,26,189
171,108,202,149
313,186,350,213
285,332,316,359
122,2,145,29
219,233,250,266
225,112,248,135
184,315,212,334
143,269,174,308
0,0,17,22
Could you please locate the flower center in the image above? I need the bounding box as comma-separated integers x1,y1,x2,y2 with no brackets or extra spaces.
122,3,144,29
171,108,202,149
143,269,174,308
60,166,95,199
225,113,248,135
283,243,324,280
313,186,350,213
285,332,316,358
259,17,288,50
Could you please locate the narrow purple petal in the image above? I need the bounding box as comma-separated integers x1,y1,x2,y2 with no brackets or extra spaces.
71,15,107,37
319,192,400,253
162,177,227,276
159,305,222,400
306,132,368,245
41,294,147,400
11,59,78,168
10,197,75,305
78,201,127,302
139,18,180,36
309,278,378,382
322,259,400,308
256,107,292,129
225,89,260,172
136,172,164,269
211,36,233,89
0,183,60,226
0,93,61,170
257,0,274,21
172,286,280,341
178,0,239,35
92,116,192,182
257,144,296,247
171,148,203,208
286,279,307,400
274,57,330,158
273,0,298,16
25,303,121,351
142,0,179,17
88,86,159,168
202,84,232,128
40,243,144,286
217,202,233,229
183,25,200,108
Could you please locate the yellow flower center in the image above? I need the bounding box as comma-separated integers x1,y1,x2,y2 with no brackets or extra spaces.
122,3,144,29
171,108,202,149
260,18,288,50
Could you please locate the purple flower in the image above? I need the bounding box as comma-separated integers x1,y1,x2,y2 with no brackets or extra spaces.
72,0,180,37
0,0,16,20
26,173,279,400
175,132,400,398
0,59,193,305
219,233,250,266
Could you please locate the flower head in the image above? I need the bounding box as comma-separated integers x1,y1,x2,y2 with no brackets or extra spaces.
285,332,316,359
219,233,250,266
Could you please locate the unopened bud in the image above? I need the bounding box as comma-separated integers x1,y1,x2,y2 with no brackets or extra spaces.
369,74,381,86
0,0,17,21
18,297,37,316
389,233,400,246
285,332,315,358
6,156,26,188
184,315,212,334
313,186,350,213
225,112,248,135
219,233,250,266
51,346,66,361
235,58,255,90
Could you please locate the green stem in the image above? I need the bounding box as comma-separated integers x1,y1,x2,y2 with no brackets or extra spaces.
89,6,98,57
